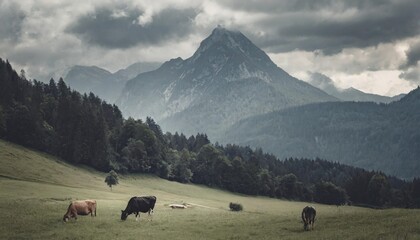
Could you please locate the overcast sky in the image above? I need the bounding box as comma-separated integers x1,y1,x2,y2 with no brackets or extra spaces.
1,0,419,96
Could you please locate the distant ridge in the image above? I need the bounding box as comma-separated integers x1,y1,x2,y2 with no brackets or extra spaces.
307,72,405,103
64,62,161,103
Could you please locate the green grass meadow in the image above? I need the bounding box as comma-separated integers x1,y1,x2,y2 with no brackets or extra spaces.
1,140,419,240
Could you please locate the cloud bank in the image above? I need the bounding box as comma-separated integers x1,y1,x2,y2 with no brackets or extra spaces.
0,0,418,95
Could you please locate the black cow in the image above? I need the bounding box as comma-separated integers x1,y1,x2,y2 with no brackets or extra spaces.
121,196,157,221
302,206,316,231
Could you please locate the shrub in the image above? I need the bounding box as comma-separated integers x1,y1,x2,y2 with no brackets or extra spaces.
229,202,243,211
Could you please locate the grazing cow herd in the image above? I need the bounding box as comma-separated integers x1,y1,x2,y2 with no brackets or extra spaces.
62,196,316,232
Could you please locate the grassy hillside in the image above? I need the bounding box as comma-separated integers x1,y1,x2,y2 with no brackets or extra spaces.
1,140,419,240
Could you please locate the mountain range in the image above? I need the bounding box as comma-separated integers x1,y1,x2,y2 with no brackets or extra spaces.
116,27,337,138
307,72,405,103
64,61,161,103
59,26,417,179
222,87,420,179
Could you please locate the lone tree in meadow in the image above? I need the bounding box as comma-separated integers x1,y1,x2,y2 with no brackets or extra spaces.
105,170,119,191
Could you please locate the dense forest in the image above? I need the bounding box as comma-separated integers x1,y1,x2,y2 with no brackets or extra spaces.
1,58,419,208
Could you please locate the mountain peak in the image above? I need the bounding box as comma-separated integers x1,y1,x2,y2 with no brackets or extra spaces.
190,27,277,71
117,27,337,140
194,27,244,55
209,26,240,40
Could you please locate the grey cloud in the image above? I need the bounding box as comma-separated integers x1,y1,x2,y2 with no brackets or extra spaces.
220,0,420,54
399,67,420,84
399,41,420,84
401,41,420,69
219,0,395,13
307,72,338,92
67,7,198,49
0,2,26,42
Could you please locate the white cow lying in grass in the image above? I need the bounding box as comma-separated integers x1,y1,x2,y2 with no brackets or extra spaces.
169,204,187,209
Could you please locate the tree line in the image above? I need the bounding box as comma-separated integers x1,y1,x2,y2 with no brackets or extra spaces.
1,58,419,208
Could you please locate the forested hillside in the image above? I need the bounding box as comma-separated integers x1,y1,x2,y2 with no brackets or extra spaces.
1,58,419,208
223,89,420,179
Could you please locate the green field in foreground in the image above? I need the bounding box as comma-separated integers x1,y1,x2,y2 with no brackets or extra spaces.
1,140,419,240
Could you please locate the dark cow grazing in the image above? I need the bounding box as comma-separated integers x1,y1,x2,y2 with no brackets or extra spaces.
302,206,316,231
121,196,157,221
63,199,97,222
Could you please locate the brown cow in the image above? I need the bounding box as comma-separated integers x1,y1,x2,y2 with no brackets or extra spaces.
302,206,316,231
63,199,97,222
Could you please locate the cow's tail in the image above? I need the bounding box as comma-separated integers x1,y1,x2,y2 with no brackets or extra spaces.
301,208,306,223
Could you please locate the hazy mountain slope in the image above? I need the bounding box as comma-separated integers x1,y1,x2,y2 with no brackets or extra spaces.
64,65,120,102
117,27,337,138
65,65,116,89
113,61,161,80
64,62,161,103
223,87,420,179
308,72,405,103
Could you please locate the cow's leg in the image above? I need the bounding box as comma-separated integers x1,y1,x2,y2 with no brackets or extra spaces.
149,209,154,221
135,212,139,221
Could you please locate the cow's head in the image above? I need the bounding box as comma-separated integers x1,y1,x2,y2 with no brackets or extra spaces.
303,220,311,231
63,215,69,222
121,210,128,221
